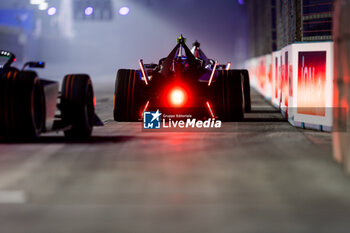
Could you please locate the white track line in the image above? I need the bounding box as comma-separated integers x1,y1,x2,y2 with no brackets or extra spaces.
0,145,64,189
0,191,26,204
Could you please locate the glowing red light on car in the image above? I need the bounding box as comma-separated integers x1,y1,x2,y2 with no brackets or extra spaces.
164,84,190,107
208,61,218,86
206,101,215,118
139,59,149,85
170,89,185,107
141,100,150,117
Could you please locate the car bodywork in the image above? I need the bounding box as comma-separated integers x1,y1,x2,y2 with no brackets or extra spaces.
0,50,103,139
114,35,251,122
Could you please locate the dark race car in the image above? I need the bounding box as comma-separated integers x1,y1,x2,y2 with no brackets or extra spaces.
113,35,251,122
0,50,103,140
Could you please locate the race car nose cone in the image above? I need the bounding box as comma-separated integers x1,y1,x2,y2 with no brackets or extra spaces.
170,88,185,107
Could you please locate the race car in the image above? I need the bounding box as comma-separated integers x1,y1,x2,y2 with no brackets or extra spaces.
0,50,103,139
113,35,251,122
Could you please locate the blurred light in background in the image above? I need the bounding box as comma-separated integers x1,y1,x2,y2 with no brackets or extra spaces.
119,7,130,16
0,0,248,83
38,2,48,10
74,0,113,21
30,0,45,5
30,0,49,11
84,7,94,16
238,0,244,5
47,7,57,16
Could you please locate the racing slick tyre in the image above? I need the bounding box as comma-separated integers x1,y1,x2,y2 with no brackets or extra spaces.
61,74,94,139
216,70,244,121
241,69,251,113
113,69,148,122
0,70,45,139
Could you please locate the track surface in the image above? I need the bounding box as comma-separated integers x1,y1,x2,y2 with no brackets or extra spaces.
0,87,350,233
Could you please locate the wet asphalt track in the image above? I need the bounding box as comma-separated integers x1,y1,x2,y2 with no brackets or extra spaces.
0,85,350,233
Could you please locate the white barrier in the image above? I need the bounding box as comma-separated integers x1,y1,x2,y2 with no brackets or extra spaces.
246,42,333,131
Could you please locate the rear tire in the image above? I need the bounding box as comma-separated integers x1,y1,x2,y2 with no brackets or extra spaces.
113,69,147,122
215,70,244,121
0,70,45,139
61,74,94,139
241,69,251,113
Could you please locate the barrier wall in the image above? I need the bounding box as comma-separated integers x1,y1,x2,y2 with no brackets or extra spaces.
246,42,333,131
333,0,350,172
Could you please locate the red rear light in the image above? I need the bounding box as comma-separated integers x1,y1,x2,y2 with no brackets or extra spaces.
171,89,185,106
168,87,187,107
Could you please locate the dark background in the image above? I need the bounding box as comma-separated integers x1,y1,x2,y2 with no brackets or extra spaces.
0,0,249,83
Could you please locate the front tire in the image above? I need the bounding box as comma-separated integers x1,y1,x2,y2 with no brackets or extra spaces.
61,74,94,138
